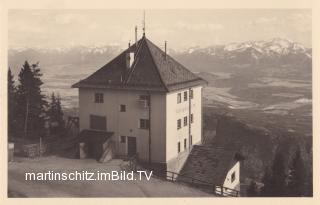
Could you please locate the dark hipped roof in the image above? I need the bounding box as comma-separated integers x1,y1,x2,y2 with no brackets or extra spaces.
72,36,207,92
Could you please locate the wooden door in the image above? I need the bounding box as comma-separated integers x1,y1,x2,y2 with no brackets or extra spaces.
127,137,137,157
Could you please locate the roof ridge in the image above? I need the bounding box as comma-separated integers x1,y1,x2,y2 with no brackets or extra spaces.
145,38,202,81
144,38,169,92
124,38,145,84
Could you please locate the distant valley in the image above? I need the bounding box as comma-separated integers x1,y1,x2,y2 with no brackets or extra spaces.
8,38,312,137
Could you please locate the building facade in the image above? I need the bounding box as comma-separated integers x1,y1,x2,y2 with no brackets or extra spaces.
73,35,207,173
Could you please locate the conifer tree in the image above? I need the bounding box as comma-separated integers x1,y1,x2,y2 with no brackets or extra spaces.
260,150,287,196
260,166,273,196
270,150,287,196
287,148,305,196
16,61,46,139
47,92,65,135
8,68,17,139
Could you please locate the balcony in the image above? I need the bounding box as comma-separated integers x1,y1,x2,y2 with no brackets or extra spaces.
138,99,149,109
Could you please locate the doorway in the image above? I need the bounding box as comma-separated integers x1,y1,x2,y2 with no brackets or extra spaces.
127,137,137,157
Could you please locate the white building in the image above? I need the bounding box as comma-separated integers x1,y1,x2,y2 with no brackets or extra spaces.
72,35,207,173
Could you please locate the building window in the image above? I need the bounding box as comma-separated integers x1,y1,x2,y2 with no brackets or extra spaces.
190,89,193,99
177,93,181,103
184,116,188,126
120,136,126,143
177,119,182,130
94,93,104,103
184,138,187,149
120,104,126,112
178,142,181,153
90,115,106,130
190,135,193,145
190,114,194,124
139,95,150,106
139,119,150,129
184,91,188,101
231,172,236,183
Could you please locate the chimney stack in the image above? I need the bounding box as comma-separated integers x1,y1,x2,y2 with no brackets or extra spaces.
165,41,167,60
135,26,138,45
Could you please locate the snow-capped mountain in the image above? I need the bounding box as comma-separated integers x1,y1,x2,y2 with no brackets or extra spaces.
8,38,311,76
177,38,311,61
8,45,123,74
171,38,311,74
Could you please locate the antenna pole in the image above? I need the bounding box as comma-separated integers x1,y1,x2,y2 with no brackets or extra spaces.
143,10,146,36
165,41,167,59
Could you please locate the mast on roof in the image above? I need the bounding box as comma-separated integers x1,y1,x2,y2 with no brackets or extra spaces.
142,10,146,37
165,41,167,60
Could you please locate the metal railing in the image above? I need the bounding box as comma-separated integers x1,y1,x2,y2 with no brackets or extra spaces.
165,170,239,197
125,156,240,197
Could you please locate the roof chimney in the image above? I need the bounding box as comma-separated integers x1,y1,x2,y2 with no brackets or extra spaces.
128,40,131,48
165,41,167,60
135,26,138,45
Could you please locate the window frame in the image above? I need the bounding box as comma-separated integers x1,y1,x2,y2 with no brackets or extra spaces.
139,119,150,129
120,136,126,143
190,114,194,124
184,138,187,149
139,95,150,106
184,116,188,126
178,142,181,153
177,93,181,104
190,89,194,99
184,91,188,101
94,93,104,103
177,119,182,130
120,104,126,112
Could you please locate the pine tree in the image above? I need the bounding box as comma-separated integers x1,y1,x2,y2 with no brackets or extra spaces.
269,150,287,196
247,180,259,197
260,166,273,196
8,68,17,139
47,92,65,135
260,150,287,196
287,148,305,196
16,61,46,139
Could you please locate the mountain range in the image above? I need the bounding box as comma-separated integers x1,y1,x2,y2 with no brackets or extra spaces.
9,38,312,75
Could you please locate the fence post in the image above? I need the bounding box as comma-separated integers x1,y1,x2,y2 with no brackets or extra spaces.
39,137,42,157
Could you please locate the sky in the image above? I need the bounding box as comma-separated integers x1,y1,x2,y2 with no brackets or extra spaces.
8,9,312,50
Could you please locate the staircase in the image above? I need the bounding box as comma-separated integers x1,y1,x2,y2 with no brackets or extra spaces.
99,140,114,163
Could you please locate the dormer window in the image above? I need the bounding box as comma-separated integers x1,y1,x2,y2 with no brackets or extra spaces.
126,52,135,69
94,93,104,103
